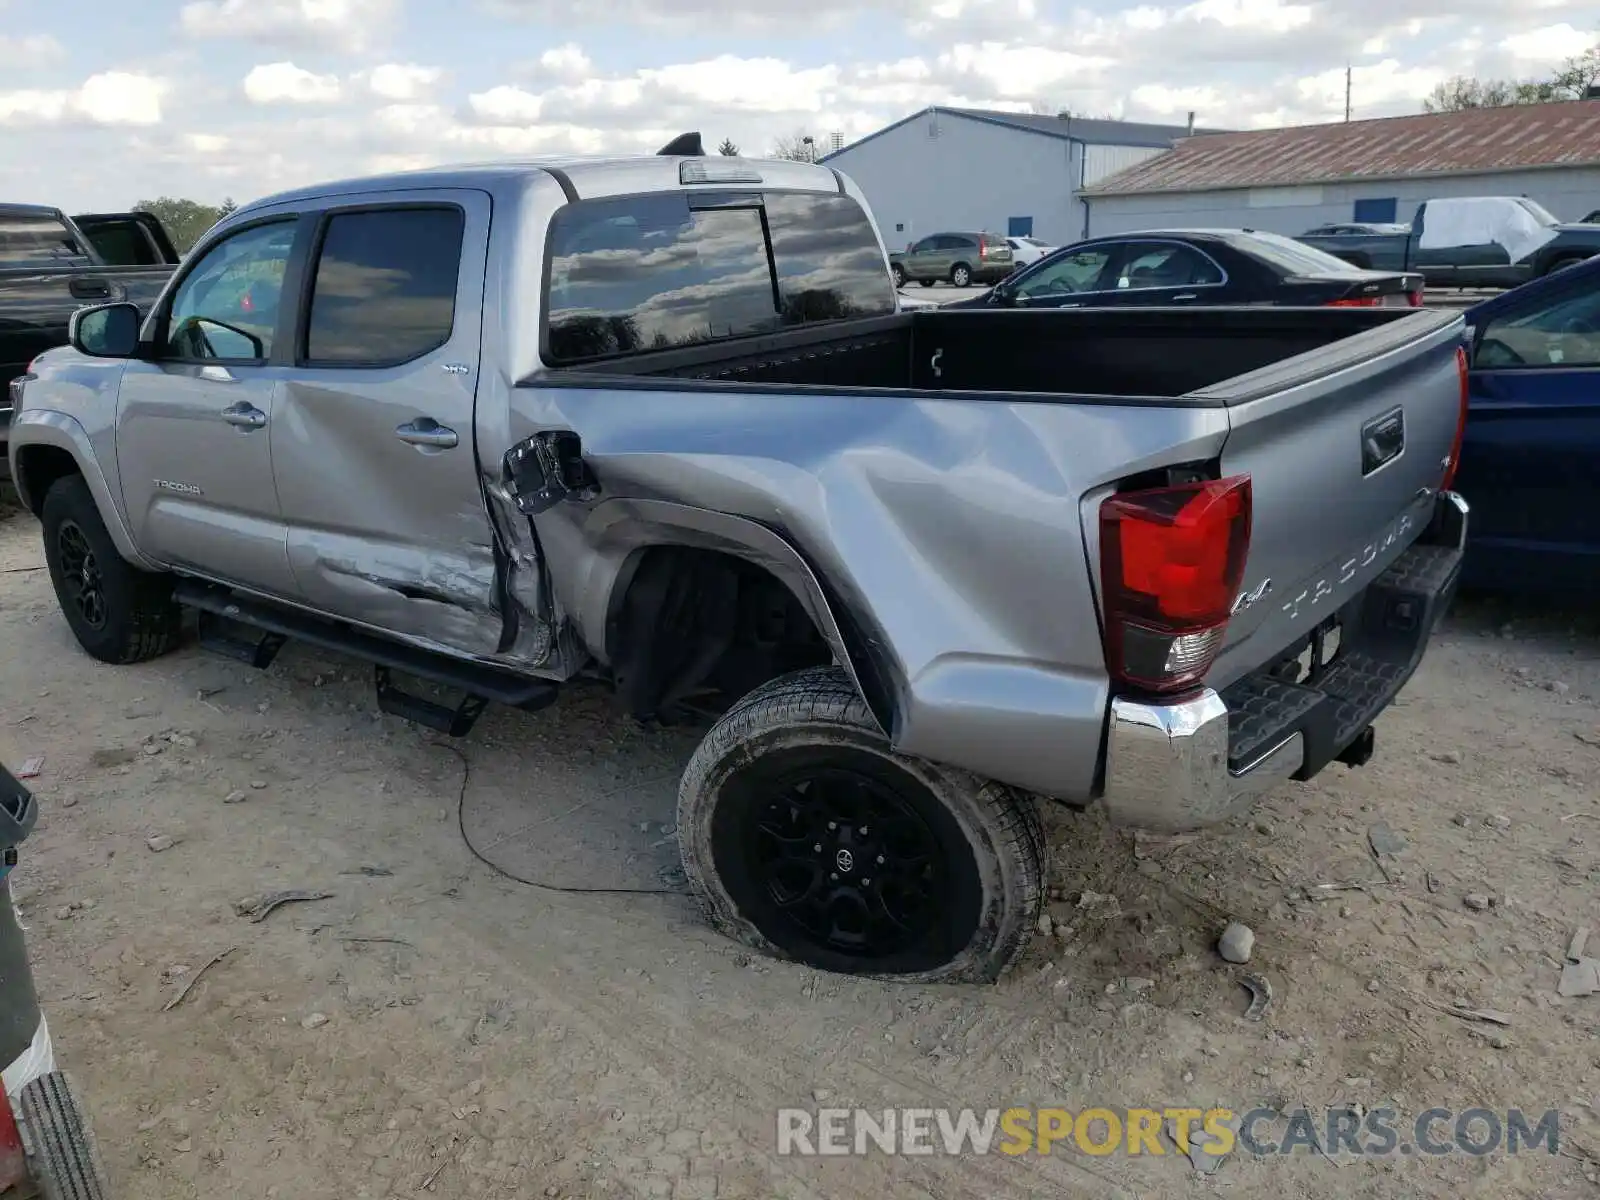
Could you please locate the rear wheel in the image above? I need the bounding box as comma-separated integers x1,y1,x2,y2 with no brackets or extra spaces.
891,264,906,288
1544,255,1586,276
677,667,1045,983
918,279,936,288
40,476,181,665
951,263,973,287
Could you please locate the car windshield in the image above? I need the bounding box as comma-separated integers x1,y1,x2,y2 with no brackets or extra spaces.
1516,198,1560,226
1241,231,1366,275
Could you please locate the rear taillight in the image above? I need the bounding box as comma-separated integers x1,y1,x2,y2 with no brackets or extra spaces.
1441,346,1468,491
979,242,990,259
1099,475,1252,696
1326,296,1381,307
1407,288,1424,307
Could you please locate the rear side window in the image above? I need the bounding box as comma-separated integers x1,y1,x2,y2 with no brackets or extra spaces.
764,193,896,326
305,207,464,365
545,190,894,364
0,212,86,266
79,221,159,266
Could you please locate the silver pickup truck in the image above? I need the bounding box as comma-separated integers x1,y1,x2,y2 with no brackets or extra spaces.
7,136,1470,983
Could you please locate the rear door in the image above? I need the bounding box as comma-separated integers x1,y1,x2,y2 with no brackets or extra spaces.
0,210,101,383
1458,273,1600,593
904,236,940,280
1095,240,1227,307
270,189,505,655
1410,201,1514,287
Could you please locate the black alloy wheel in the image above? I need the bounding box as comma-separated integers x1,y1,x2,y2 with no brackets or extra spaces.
55,520,107,631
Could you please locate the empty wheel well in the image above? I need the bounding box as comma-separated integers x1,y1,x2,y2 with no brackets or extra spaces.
13,445,81,515
604,545,893,728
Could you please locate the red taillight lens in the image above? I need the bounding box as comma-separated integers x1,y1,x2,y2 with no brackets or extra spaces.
1326,296,1381,307
1099,475,1252,695
1408,289,1424,307
1441,346,1468,491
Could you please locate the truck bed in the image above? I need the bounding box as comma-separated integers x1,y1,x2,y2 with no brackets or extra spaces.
554,305,1441,402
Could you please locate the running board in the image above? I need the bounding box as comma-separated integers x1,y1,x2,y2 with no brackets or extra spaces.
175,581,559,736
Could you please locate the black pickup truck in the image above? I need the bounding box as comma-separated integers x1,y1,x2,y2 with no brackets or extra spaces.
2,205,179,458
1297,196,1600,287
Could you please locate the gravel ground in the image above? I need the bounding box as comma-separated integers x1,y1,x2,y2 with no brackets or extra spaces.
2,502,1598,1199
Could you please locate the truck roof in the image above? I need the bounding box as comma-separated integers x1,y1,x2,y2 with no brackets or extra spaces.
237,153,848,214
0,203,65,218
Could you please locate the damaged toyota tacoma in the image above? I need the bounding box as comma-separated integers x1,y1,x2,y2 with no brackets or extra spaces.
7,136,1470,983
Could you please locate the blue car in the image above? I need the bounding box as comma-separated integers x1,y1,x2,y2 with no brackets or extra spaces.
1457,256,1600,597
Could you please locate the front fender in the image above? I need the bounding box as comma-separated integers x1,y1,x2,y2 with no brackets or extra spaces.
566,497,893,734
9,410,158,570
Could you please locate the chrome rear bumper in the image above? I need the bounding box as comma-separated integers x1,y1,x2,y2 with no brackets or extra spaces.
1100,491,1468,833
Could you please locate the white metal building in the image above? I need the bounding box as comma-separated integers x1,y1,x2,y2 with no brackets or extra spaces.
1082,99,1600,236
819,107,1196,250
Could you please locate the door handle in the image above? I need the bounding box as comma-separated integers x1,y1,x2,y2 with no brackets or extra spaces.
69,277,112,300
1172,293,1199,301
221,402,267,429
396,417,458,450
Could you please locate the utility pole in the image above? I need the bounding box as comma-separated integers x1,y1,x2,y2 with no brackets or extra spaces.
1345,65,1352,122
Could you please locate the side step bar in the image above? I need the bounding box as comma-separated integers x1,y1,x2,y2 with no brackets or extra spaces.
176,580,559,737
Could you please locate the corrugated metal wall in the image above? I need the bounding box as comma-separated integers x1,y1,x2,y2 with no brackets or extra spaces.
1085,166,1600,237
1081,144,1168,189
823,113,1081,246
823,113,1183,248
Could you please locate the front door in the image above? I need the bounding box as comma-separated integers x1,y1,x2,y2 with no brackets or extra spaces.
115,217,302,597
1007,244,1117,309
270,190,505,656
1460,276,1600,593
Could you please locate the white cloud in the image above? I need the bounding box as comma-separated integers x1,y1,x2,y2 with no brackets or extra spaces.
1505,23,1591,67
244,62,343,104
12,0,1600,216
364,63,442,100
537,44,592,80
468,85,543,123
179,0,397,48
0,71,166,127
0,33,66,65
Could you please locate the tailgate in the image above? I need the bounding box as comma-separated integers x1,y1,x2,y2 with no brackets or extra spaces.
1197,308,1464,688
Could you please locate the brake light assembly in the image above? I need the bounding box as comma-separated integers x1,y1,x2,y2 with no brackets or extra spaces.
1099,475,1253,697
1441,345,1469,491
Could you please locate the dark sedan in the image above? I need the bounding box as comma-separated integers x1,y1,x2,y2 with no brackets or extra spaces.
945,229,1424,311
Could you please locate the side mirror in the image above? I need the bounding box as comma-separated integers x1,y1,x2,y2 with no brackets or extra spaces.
69,302,141,359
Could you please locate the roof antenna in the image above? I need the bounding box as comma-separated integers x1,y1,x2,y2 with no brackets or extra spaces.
656,132,705,157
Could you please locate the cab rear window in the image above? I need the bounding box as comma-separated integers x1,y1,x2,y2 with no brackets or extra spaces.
544,191,895,364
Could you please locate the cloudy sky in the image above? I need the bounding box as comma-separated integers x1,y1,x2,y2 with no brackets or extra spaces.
0,0,1593,211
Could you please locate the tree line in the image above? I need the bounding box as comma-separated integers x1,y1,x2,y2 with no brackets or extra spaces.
1425,42,1600,112
132,196,238,254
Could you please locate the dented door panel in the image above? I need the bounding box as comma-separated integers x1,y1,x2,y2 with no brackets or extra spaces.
273,188,513,659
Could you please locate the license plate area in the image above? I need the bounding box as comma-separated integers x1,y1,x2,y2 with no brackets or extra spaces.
1268,616,1344,687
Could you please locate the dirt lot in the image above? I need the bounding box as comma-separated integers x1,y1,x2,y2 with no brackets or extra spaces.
2,500,1599,1199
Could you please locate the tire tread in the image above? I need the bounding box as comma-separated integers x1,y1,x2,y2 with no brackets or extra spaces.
16,1071,110,1200
679,666,1044,983
41,476,181,665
